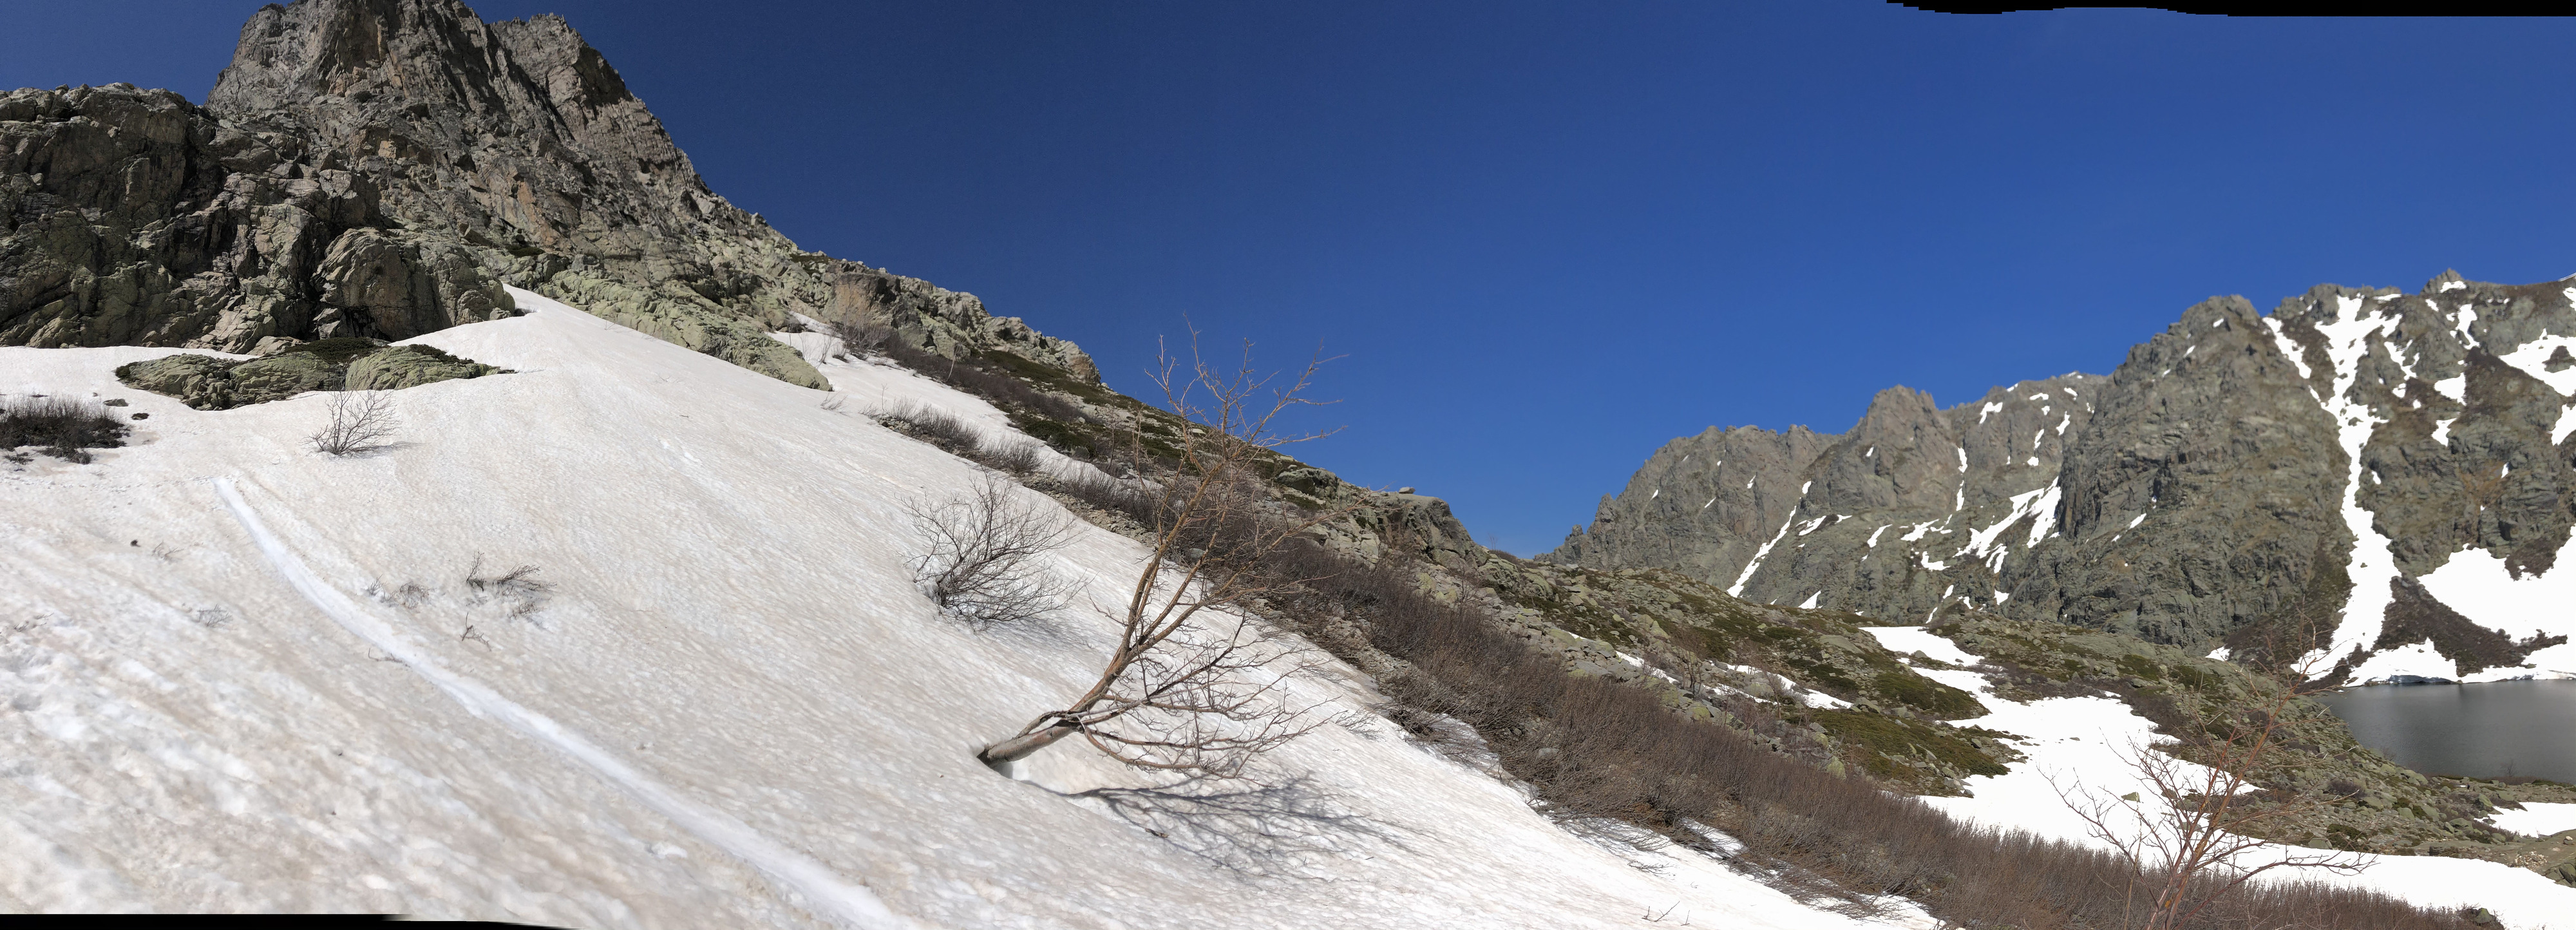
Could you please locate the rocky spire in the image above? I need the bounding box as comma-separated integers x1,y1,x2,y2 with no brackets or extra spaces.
3,0,1099,388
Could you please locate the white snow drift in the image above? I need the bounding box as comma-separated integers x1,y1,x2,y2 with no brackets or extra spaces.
1,289,1915,928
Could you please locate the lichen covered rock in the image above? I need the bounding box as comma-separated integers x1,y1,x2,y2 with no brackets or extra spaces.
225,352,344,406
113,354,239,410
345,345,504,391
115,339,506,409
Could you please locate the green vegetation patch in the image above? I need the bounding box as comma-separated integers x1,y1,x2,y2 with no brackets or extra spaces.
1814,708,2013,786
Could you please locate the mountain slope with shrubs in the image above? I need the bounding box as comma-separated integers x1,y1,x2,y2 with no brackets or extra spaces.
4,1,2568,927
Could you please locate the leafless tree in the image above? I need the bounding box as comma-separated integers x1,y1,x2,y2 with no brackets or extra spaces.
2048,644,2365,929
907,471,1079,627
978,330,1355,778
309,391,399,456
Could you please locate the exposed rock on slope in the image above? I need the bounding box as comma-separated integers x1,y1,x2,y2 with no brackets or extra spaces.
2002,293,2351,649
114,337,504,409
1546,372,2108,627
1555,274,2576,679
3,0,1097,393
0,83,516,350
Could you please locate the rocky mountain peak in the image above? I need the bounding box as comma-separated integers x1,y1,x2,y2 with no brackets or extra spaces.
1564,272,2576,676
5,0,1101,390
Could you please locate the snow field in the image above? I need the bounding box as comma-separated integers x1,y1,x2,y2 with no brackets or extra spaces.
2493,803,2576,839
2,289,1904,927
2287,293,2576,683
1858,626,2576,928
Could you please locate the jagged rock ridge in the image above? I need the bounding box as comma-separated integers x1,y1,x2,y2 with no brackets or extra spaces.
1547,372,2108,623
3,0,1097,390
1555,272,2576,677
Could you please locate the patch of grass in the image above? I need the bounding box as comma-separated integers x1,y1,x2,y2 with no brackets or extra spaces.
1814,708,2014,782
0,396,130,462
1861,654,1985,719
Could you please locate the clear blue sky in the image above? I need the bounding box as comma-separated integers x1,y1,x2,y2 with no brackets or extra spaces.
13,3,2576,554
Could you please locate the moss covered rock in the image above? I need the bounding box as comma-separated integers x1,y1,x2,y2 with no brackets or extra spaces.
539,271,827,390
116,340,507,409
227,352,343,404
113,354,240,410
345,345,503,391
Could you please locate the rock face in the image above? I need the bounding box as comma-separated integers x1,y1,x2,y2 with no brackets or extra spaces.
1554,274,2576,674
4,0,1098,390
0,82,514,350
1546,373,2108,625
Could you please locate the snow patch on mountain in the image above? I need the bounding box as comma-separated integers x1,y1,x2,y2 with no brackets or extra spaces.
2493,803,2576,839
2303,295,2414,682
2416,537,2576,679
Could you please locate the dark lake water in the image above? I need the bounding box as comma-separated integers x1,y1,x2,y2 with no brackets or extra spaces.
2314,680,2576,783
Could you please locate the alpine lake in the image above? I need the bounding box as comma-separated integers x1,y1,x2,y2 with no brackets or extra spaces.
2315,679,2576,784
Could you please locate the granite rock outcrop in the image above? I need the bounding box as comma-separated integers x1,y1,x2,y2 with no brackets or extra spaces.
1554,274,2576,674
5,0,1099,393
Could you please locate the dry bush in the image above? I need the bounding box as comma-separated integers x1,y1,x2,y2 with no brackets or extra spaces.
2051,629,2372,929
1057,469,1159,526
465,555,554,619
831,318,893,358
309,391,399,456
871,401,980,454
1,395,130,462
1250,540,2469,929
978,334,1354,779
974,438,1043,474
882,339,1088,424
906,471,1078,627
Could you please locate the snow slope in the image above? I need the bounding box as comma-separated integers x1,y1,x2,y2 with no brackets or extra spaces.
2494,803,2576,839
1861,627,2576,929
2293,292,2576,683
1,289,1900,927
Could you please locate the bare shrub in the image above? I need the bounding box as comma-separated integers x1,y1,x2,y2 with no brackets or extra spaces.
308,391,399,456
881,338,1089,425
1057,469,1157,525
2050,638,2367,929
974,438,1043,474
465,555,553,619
368,581,431,609
871,401,980,454
0,395,129,462
978,333,1356,779
906,472,1077,627
831,318,893,358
